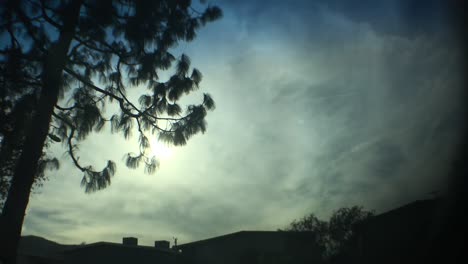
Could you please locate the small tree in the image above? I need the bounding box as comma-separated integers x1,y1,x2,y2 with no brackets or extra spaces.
0,1,222,263
283,213,329,253
327,206,374,261
284,206,374,262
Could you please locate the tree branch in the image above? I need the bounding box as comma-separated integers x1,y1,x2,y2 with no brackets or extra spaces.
67,127,85,172
72,36,112,54
51,112,85,172
63,67,125,104
67,41,82,57
63,67,186,134
38,0,64,30
0,14,42,29
55,104,76,111
13,5,48,53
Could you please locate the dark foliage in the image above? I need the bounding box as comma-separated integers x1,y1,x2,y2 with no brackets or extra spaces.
0,0,222,196
0,1,222,262
0,94,59,208
284,206,374,261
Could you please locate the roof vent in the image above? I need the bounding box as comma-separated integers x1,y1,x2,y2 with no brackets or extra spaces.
154,240,170,249
122,237,138,246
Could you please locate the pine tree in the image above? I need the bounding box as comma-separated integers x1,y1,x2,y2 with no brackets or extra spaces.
0,1,222,263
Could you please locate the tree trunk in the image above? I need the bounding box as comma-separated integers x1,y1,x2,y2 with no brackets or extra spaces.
0,1,82,263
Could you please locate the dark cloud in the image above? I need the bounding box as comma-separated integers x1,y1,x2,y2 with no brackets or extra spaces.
27,208,62,219
24,208,90,240
368,142,406,179
220,0,456,38
324,0,454,37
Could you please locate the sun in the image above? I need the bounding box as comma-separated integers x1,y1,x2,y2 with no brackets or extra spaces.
150,139,173,159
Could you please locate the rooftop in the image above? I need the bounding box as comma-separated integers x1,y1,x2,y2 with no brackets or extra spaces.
176,230,317,248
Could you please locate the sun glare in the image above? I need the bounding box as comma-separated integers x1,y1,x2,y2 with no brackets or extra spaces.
150,139,173,159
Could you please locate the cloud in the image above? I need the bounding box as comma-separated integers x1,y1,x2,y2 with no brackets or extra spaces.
220,0,457,38
22,0,466,245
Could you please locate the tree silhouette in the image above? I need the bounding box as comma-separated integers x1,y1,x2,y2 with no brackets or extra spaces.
282,213,329,253
0,1,222,263
327,206,374,262
0,94,59,208
284,206,374,262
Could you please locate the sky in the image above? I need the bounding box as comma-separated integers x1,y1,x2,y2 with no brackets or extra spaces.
22,0,466,246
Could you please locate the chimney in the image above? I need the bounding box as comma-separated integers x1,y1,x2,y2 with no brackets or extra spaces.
154,240,170,249
122,237,138,246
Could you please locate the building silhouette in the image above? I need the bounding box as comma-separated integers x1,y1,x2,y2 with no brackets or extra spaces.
64,237,178,264
16,198,447,264
176,231,322,264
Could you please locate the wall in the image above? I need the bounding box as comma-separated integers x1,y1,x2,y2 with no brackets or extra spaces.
178,232,323,264
64,244,179,264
